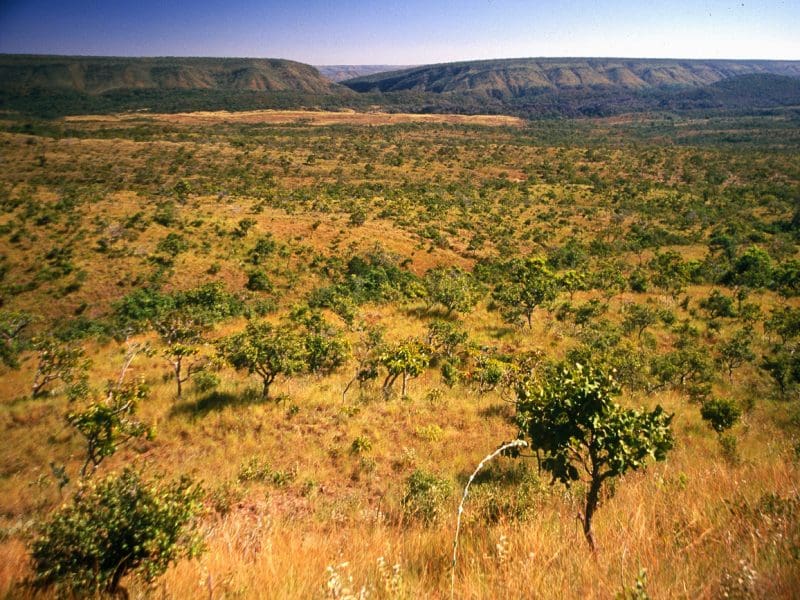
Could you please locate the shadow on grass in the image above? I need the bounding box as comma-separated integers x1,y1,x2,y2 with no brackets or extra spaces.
478,402,514,420
402,305,460,321
455,452,536,487
169,390,265,419
486,325,517,339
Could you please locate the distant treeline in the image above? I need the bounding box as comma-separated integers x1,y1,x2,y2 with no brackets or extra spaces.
3,82,798,121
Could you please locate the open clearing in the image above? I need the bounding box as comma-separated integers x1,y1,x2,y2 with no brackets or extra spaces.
64,109,525,127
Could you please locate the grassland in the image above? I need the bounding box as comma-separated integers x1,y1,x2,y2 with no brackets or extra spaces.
0,109,798,598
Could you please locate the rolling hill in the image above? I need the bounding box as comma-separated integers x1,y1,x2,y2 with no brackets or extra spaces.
342,57,800,97
2,55,799,119
0,55,342,95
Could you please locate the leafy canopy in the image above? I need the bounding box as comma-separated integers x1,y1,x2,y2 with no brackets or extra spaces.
516,363,673,484
30,468,204,596
491,257,557,328
515,362,673,548
217,320,307,399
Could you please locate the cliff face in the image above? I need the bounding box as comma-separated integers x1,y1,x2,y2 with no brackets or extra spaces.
0,55,342,95
343,57,800,97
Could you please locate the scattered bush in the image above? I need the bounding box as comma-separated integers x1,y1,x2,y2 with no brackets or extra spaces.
30,468,204,596
701,398,742,433
401,469,451,524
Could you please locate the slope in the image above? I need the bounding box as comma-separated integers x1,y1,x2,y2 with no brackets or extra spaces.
343,57,800,98
0,54,342,95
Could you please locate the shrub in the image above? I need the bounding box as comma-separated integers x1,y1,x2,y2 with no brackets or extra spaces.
351,435,373,454
156,232,189,256
30,468,204,596
628,268,648,293
719,433,741,465
192,370,220,393
401,469,451,524
237,457,272,482
700,398,742,433
415,424,444,442
246,269,273,292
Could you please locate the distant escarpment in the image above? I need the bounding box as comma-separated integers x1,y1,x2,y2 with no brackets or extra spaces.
342,57,800,98
2,55,799,119
0,55,342,95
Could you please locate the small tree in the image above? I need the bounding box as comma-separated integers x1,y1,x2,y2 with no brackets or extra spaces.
649,251,688,298
294,310,350,376
342,324,384,402
765,306,800,344
716,327,755,382
492,257,557,329
558,270,588,301
699,290,736,319
621,303,659,342
650,327,713,394
30,468,204,596
31,337,90,398
153,310,208,399
426,320,469,386
217,321,306,399
515,363,673,550
423,266,481,317
761,345,800,398
725,246,773,289
0,310,31,369
380,338,430,397
67,347,151,478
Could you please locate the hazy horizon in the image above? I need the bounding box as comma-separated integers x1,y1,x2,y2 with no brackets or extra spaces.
2,53,800,66
1,1,798,64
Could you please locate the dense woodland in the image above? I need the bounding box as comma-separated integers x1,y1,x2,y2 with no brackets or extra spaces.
0,106,798,597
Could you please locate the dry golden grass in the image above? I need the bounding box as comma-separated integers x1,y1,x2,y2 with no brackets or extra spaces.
0,112,798,598
63,109,525,128
1,298,798,598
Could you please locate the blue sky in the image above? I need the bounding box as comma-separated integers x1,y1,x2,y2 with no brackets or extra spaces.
0,1,797,64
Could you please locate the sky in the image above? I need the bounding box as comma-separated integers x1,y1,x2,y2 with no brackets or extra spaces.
0,0,797,65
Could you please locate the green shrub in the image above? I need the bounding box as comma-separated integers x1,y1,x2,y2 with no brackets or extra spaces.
351,435,373,454
30,468,203,596
415,424,444,442
700,398,742,433
401,469,451,524
156,232,189,256
238,457,272,482
192,370,220,393
246,269,273,292
719,433,740,465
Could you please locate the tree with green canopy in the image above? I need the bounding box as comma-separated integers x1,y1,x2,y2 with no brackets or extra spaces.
217,321,307,400
492,257,557,329
30,468,203,597
515,363,673,550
